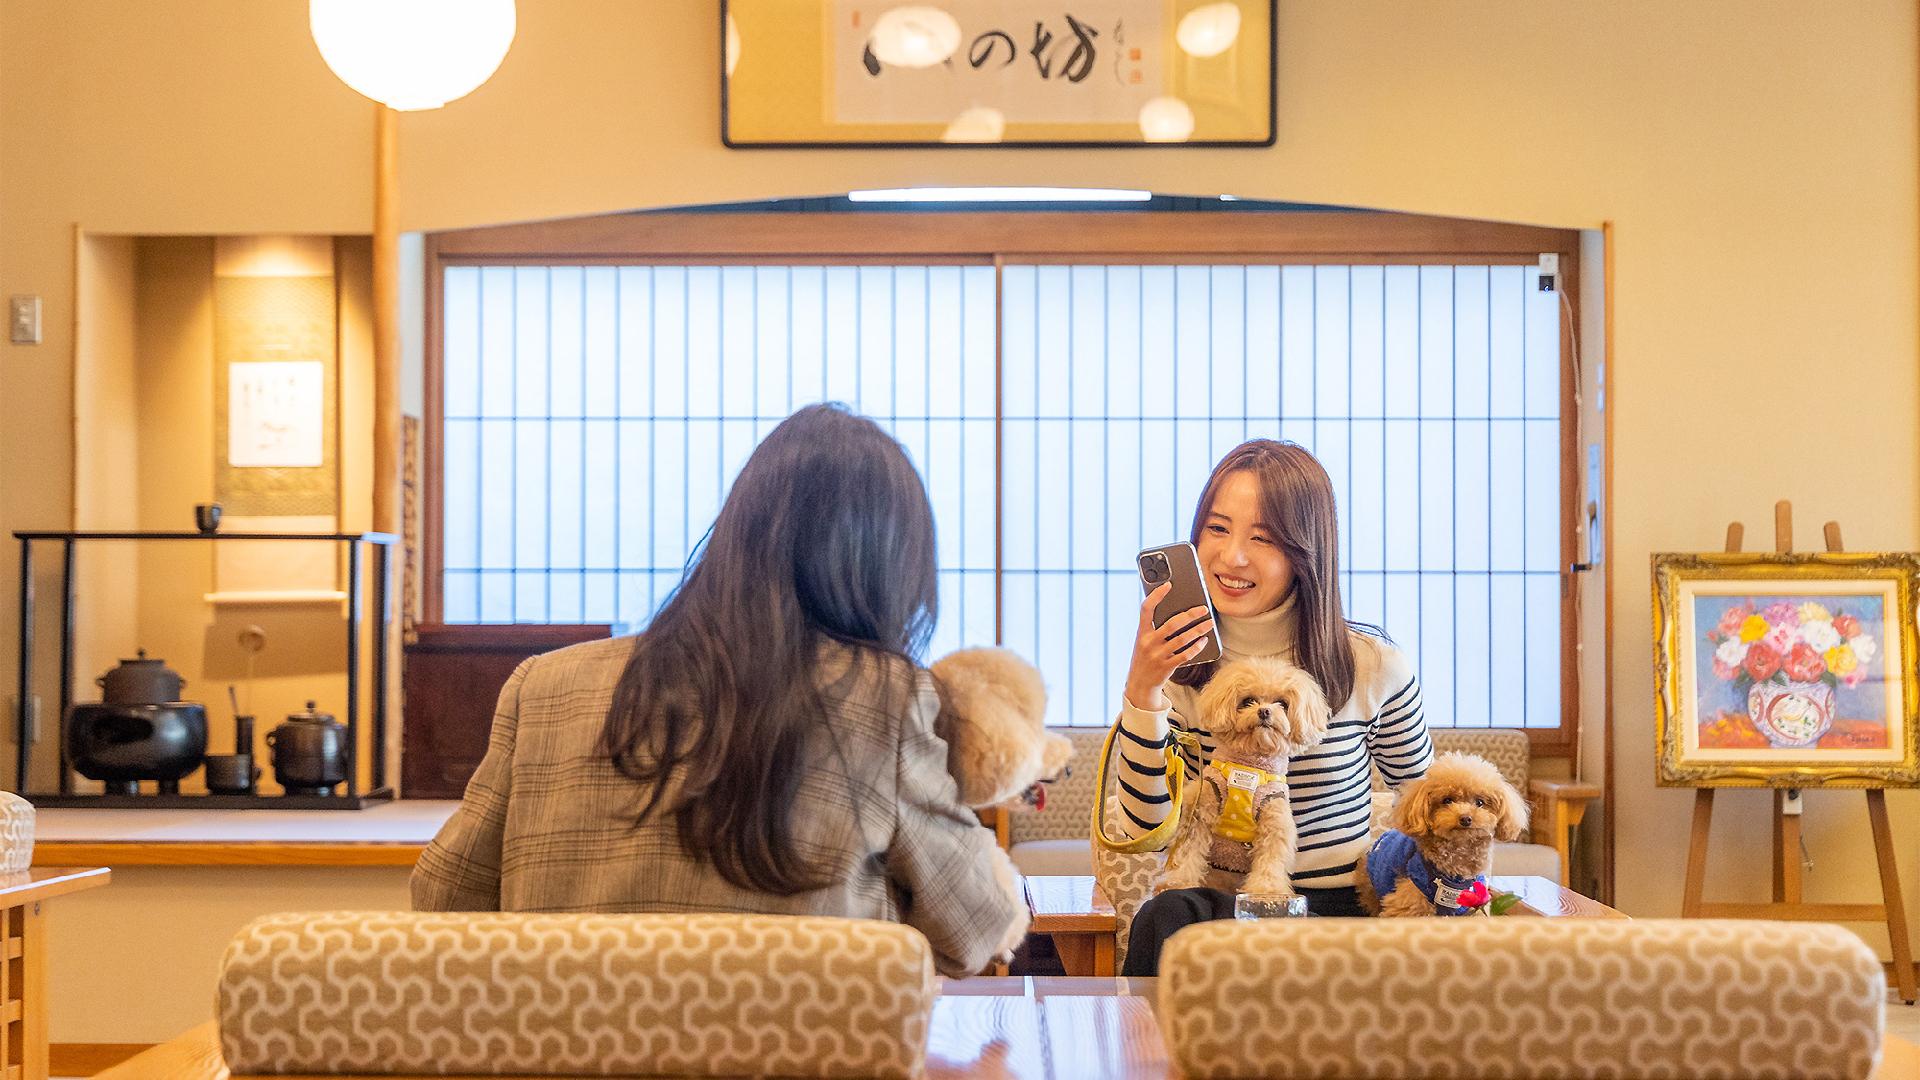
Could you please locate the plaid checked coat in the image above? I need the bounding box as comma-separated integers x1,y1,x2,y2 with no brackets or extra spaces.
411,635,1021,976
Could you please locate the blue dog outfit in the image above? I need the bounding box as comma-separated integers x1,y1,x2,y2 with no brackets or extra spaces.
1364,829,1490,914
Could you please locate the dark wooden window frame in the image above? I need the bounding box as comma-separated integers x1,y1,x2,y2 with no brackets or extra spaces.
423,211,1583,753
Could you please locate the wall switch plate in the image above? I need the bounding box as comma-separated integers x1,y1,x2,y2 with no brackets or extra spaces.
9,295,41,345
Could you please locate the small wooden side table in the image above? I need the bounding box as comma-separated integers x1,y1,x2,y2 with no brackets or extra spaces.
1025,875,1116,977
0,867,109,1080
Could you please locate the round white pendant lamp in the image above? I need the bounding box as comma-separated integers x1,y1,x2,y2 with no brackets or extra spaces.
869,6,963,69
1176,2,1242,58
943,106,1007,143
1138,96,1196,142
310,0,517,111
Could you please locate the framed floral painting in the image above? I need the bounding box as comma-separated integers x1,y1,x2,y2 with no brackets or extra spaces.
1653,552,1920,788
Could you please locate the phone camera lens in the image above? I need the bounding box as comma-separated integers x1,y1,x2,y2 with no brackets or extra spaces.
1140,556,1168,584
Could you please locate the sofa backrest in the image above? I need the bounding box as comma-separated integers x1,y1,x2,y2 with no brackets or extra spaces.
1033,725,1534,819
1373,726,1532,791
217,911,937,1078
1009,726,1107,844
1159,918,1885,1079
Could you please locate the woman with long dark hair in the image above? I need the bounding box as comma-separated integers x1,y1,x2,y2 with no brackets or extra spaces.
414,404,1023,976
1105,440,1434,973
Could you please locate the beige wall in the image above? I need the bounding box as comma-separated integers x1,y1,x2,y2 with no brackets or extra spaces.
3,0,1917,1041
73,235,141,713
45,866,413,1042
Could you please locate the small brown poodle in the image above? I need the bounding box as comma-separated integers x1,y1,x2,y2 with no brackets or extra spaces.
1155,657,1332,898
1356,752,1528,917
930,647,1072,810
930,647,1073,963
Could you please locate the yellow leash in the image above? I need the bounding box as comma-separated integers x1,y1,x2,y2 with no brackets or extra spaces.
1089,722,1202,854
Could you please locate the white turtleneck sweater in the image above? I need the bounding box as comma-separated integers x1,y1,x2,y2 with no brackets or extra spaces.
1113,595,1433,891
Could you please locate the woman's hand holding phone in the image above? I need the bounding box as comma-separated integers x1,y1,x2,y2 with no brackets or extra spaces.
1124,582,1215,712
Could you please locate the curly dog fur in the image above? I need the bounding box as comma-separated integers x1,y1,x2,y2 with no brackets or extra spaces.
1155,657,1332,898
1356,751,1528,917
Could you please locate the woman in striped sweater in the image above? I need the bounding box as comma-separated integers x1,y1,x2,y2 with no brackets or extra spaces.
1111,440,1433,975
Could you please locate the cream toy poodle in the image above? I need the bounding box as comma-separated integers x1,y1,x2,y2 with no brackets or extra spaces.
931,647,1073,962
1155,657,1332,898
1356,751,1528,917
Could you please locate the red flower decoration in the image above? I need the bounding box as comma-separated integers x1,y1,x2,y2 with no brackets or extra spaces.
1743,642,1782,681
1833,614,1862,639
1456,881,1490,908
1782,643,1826,682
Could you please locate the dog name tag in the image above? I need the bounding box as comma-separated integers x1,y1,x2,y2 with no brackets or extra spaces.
1432,881,1465,909
1226,767,1261,792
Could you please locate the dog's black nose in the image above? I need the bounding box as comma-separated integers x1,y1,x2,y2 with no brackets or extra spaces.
1459,815,1474,829
1257,707,1270,721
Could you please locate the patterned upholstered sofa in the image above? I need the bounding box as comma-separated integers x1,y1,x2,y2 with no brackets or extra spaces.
1008,726,1597,885
103,911,939,1079
1158,917,1891,1079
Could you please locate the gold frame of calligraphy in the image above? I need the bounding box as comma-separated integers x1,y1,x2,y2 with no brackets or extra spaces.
1652,551,1920,789
721,1,1276,147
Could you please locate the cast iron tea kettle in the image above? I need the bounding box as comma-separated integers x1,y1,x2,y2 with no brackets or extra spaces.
68,650,207,795
96,649,186,705
267,701,348,796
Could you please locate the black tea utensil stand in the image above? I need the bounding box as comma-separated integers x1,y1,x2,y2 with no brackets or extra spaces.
13,530,395,809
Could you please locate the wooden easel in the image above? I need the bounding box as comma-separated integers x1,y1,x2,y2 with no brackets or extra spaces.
1680,501,1917,1004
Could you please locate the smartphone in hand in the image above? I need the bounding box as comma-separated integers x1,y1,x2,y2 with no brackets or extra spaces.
1136,541,1223,667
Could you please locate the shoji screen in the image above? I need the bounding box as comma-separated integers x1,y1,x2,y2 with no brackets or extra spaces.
440,264,999,660
997,264,1561,729
442,260,1561,729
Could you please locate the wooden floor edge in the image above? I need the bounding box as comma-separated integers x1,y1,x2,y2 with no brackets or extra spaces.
51,1042,154,1075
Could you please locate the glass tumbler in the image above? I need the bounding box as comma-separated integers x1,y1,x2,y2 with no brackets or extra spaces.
1234,892,1311,919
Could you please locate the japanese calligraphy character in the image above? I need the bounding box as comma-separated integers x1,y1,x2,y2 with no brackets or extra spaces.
970,29,1016,69
1029,21,1056,78
1058,14,1098,83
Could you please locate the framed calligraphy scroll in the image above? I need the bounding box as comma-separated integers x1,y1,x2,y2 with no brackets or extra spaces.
722,1,1275,147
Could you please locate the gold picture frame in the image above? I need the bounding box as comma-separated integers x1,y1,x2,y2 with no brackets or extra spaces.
1652,551,1920,788
722,1,1276,147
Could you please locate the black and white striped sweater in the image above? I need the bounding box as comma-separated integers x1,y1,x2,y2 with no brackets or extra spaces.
1113,602,1433,891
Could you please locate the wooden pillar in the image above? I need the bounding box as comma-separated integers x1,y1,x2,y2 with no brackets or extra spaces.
372,105,400,535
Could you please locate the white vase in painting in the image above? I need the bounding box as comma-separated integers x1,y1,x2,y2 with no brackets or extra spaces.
1747,679,1836,749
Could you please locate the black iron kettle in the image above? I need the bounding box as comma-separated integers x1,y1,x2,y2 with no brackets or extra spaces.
267,701,348,796
70,650,205,795
96,649,186,705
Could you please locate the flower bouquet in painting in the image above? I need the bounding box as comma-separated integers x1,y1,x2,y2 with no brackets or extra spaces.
1703,600,1880,750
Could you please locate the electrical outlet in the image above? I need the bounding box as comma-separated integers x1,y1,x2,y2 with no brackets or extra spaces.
9,296,41,345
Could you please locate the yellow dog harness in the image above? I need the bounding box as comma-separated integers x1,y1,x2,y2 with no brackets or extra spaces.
1208,761,1285,843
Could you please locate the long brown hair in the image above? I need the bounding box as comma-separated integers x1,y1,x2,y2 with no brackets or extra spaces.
1170,440,1371,713
599,404,938,895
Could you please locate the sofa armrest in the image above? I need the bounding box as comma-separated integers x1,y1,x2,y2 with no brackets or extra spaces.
977,806,1011,849
1527,778,1601,885
1529,777,1601,803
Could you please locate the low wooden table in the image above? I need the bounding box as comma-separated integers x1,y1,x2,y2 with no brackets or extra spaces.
0,867,110,1079
1025,874,1626,977
102,975,1920,1080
